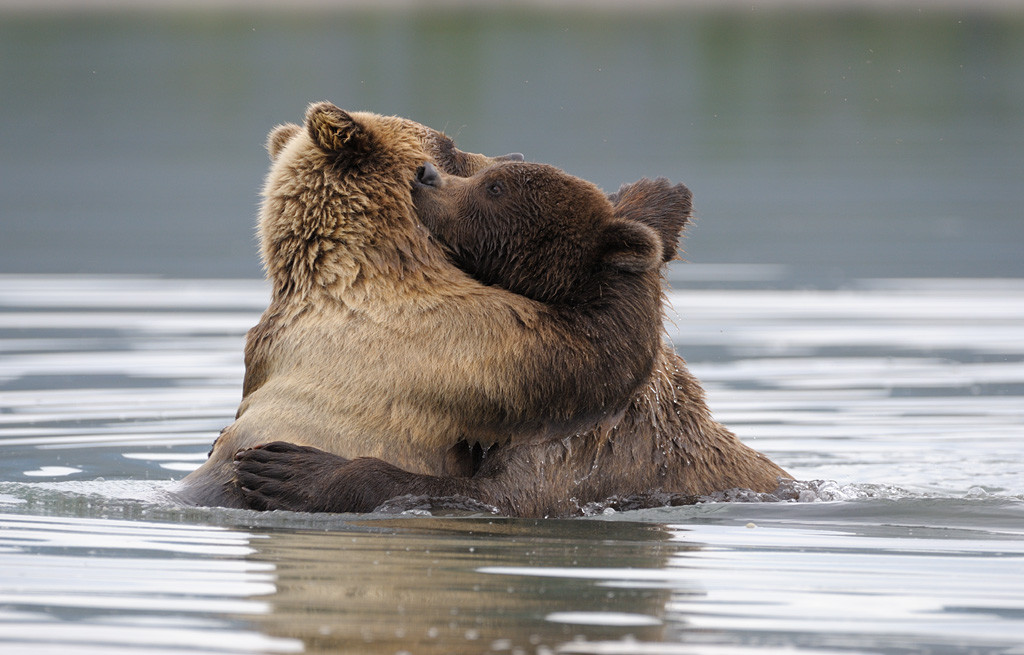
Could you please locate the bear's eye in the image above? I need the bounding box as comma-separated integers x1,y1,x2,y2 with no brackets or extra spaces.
486,181,504,197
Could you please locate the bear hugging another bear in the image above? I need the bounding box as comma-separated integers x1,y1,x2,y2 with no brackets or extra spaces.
173,101,790,518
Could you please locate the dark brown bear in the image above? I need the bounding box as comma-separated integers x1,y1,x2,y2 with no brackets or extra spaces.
231,160,791,517
174,103,672,508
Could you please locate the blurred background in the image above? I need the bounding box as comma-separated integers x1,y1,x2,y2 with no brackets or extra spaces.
2,1,1022,286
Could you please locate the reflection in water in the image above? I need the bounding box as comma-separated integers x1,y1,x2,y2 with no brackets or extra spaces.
0,508,691,655
245,519,686,654
2,502,1022,654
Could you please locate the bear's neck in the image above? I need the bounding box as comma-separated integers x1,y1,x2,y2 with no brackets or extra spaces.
263,217,453,306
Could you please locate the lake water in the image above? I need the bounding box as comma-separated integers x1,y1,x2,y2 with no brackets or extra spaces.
1,274,1022,654
2,4,1024,655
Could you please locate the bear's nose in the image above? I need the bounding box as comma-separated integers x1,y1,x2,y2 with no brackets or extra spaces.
496,152,525,162
415,162,443,189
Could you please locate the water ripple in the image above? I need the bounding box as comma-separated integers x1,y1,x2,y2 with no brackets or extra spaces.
0,275,1022,654
0,513,301,653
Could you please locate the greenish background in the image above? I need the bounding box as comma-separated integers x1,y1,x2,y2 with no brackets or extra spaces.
2,6,1022,284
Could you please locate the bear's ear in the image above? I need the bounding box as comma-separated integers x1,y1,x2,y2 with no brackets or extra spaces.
305,102,370,155
609,178,692,263
266,123,300,161
599,219,662,273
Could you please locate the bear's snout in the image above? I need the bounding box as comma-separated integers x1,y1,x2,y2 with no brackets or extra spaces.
414,162,443,189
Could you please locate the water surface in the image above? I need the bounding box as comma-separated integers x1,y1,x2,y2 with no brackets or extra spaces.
1,274,1022,654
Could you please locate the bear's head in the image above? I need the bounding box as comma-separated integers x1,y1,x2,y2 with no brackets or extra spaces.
265,105,522,177
410,161,692,305
258,102,522,298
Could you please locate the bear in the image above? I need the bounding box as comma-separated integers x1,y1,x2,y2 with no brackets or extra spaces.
230,160,792,517
173,102,676,508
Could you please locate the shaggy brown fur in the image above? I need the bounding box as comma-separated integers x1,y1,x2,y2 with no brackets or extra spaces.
174,103,670,507
230,160,791,517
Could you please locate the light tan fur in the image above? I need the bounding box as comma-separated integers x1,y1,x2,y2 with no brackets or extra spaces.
175,105,662,507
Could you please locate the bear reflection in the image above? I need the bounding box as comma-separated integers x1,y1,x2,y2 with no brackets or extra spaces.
240,517,703,654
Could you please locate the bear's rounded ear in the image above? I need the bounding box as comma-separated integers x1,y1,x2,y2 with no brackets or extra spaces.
609,178,692,263
266,123,300,161
600,219,662,273
306,102,368,155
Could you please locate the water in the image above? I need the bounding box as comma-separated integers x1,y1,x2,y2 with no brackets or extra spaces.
3,4,1024,654
1,274,1022,654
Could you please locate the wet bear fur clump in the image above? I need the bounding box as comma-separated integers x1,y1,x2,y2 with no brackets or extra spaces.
224,115,791,517
174,102,674,508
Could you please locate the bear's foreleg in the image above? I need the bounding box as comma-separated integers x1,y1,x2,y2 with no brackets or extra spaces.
232,442,485,514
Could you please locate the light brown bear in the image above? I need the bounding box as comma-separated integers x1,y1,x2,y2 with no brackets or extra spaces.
174,102,675,508
229,144,791,517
